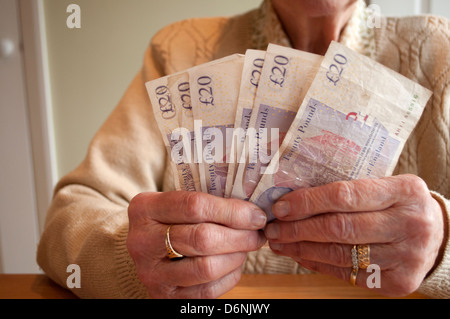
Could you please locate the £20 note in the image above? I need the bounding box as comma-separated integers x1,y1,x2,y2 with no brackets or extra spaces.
189,54,245,197
224,49,267,198
231,44,322,200
250,41,432,221
146,71,201,192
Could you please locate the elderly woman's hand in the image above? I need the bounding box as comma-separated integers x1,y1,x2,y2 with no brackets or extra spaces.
265,174,445,297
127,191,267,298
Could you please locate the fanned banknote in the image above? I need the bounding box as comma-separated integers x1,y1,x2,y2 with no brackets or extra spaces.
224,49,267,198
250,41,432,221
146,71,201,192
188,54,245,197
231,44,323,200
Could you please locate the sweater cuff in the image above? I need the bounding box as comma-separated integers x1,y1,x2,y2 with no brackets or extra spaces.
417,191,450,298
115,223,150,299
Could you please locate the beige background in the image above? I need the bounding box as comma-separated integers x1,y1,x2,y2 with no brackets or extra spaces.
43,0,262,178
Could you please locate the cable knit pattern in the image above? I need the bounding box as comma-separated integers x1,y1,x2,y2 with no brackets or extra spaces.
37,1,449,298
422,192,450,298
244,245,312,274
381,16,450,197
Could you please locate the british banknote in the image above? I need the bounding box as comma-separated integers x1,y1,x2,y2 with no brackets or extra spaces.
224,49,267,198
231,44,323,200
188,54,245,197
250,41,432,221
146,71,201,192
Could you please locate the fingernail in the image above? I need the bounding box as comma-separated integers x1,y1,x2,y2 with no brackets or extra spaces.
273,201,290,218
252,209,267,229
257,230,267,246
265,223,279,239
270,243,283,251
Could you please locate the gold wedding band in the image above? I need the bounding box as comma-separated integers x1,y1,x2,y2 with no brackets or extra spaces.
165,225,184,260
357,244,370,269
349,267,358,286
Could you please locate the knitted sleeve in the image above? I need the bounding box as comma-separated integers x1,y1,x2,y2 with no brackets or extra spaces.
36,43,166,298
418,192,450,298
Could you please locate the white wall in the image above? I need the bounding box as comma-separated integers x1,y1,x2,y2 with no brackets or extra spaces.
430,0,450,17
43,0,262,179
370,0,450,18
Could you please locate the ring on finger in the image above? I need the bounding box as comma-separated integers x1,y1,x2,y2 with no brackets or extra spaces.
349,245,359,286
165,225,184,260
357,244,370,269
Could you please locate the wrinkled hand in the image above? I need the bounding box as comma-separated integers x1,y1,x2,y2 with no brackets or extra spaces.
265,174,445,297
127,191,267,298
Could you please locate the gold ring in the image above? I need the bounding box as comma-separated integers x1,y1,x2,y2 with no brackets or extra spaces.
357,244,370,269
165,225,184,260
349,267,358,286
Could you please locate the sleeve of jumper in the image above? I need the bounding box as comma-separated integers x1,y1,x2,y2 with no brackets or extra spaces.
418,192,450,299
36,43,167,299
416,16,450,299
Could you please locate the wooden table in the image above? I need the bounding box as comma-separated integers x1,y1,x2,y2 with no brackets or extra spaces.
221,274,427,299
0,274,427,299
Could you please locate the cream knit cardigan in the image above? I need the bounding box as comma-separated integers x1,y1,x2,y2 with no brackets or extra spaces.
37,1,450,298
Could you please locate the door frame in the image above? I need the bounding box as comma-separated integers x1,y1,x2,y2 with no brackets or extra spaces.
18,0,57,234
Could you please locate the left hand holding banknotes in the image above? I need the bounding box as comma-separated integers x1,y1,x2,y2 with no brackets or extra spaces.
265,174,446,296
127,191,267,298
